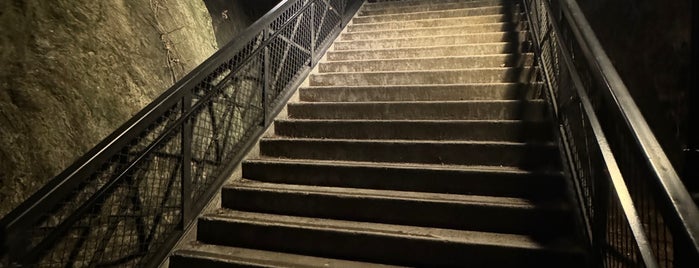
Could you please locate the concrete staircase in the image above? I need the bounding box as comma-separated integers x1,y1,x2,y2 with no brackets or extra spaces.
170,0,585,266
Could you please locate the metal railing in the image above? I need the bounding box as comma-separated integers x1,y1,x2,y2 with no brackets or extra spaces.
0,0,363,266
519,0,699,266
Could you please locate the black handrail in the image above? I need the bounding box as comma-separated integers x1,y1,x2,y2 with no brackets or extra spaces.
520,0,699,266
558,0,699,253
0,0,364,266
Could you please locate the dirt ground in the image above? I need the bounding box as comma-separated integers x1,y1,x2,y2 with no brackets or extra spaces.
0,0,226,217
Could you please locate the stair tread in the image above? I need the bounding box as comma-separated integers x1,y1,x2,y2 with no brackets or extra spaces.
348,17,512,32
363,0,507,9
262,136,554,145
245,157,562,175
276,118,536,123
329,41,514,53
174,242,403,268
291,99,545,104
321,53,533,63
343,22,510,34
353,6,506,22
350,13,514,26
301,82,529,89
312,66,531,75
227,179,562,210
202,209,580,252
359,0,508,16
334,33,521,45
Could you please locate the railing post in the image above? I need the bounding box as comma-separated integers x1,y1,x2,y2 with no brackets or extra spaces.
262,28,271,127
181,93,193,225
310,1,316,67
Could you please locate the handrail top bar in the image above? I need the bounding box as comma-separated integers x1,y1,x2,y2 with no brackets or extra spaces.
0,0,308,235
559,0,699,251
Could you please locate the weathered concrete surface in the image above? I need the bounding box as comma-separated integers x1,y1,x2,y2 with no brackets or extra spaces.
0,0,221,217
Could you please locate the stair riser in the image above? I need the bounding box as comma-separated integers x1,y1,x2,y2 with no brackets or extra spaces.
328,43,522,60
359,0,506,16
242,161,564,198
319,54,534,72
222,187,568,235
341,24,524,41
259,139,559,168
198,218,580,267
288,101,547,120
299,84,540,102
309,68,536,86
333,33,526,51
274,120,552,142
353,6,505,24
347,14,518,32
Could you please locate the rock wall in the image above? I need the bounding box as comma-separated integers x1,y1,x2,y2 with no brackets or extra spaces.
204,0,281,47
576,0,691,172
0,0,261,217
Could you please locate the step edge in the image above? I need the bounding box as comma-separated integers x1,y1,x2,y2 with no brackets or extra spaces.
243,158,563,175
173,243,403,268
344,22,511,34
354,5,505,20
224,180,552,209
260,137,556,147
311,66,534,75
329,42,515,54
319,53,535,64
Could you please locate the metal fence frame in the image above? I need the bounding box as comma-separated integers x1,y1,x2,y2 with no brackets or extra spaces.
0,0,363,266
519,0,699,266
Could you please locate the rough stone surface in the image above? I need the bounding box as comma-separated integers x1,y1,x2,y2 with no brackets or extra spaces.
0,0,222,217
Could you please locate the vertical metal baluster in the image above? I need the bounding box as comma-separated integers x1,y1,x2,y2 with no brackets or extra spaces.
310,1,316,66
181,93,193,224
262,28,271,127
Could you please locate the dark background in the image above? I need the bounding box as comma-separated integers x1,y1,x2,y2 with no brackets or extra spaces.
575,0,694,191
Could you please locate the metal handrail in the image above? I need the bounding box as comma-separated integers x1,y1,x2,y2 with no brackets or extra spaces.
0,0,364,266
558,0,699,254
520,1,658,266
520,0,699,266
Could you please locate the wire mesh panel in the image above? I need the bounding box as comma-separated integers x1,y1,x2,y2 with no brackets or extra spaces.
0,0,363,267
21,101,185,267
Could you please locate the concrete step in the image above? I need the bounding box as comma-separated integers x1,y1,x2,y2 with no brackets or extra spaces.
197,210,584,267
287,100,547,120
309,68,536,86
319,54,534,72
340,23,524,41
362,0,511,10
347,14,519,32
242,158,565,199
222,180,571,235
359,0,508,16
298,83,541,102
353,6,506,24
327,43,522,60
170,243,401,268
274,119,552,142
334,31,527,50
259,138,559,168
